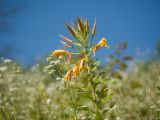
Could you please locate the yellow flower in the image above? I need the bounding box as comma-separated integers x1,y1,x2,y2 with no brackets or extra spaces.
93,38,109,56
50,50,72,64
64,59,86,82
64,69,73,81
79,59,85,72
72,65,79,76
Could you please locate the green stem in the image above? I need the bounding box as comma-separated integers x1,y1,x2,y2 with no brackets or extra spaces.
89,80,101,120
65,83,78,120
87,63,101,120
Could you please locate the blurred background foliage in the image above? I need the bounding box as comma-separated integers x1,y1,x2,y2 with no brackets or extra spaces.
0,41,159,120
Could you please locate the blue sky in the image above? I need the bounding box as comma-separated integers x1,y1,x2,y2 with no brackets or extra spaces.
1,0,160,65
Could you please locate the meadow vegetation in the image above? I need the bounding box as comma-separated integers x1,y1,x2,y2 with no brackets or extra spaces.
0,18,159,120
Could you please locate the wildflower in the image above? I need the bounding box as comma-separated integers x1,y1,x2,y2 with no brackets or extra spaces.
64,69,73,81
79,59,85,71
92,19,96,36
72,65,79,76
93,38,109,56
50,50,72,64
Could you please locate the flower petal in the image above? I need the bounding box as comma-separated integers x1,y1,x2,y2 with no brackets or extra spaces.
93,38,109,56
50,50,72,64
79,59,85,71
72,65,79,76
64,69,73,81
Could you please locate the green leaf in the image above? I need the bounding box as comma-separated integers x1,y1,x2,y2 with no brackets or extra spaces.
78,106,94,113
101,93,113,106
102,108,109,115
77,91,92,100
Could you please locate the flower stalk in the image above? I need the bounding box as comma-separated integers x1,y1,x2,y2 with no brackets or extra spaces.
50,17,110,119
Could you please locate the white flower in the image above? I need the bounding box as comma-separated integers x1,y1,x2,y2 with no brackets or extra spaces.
46,98,51,104
0,66,7,71
116,117,121,120
56,77,61,81
4,59,12,64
